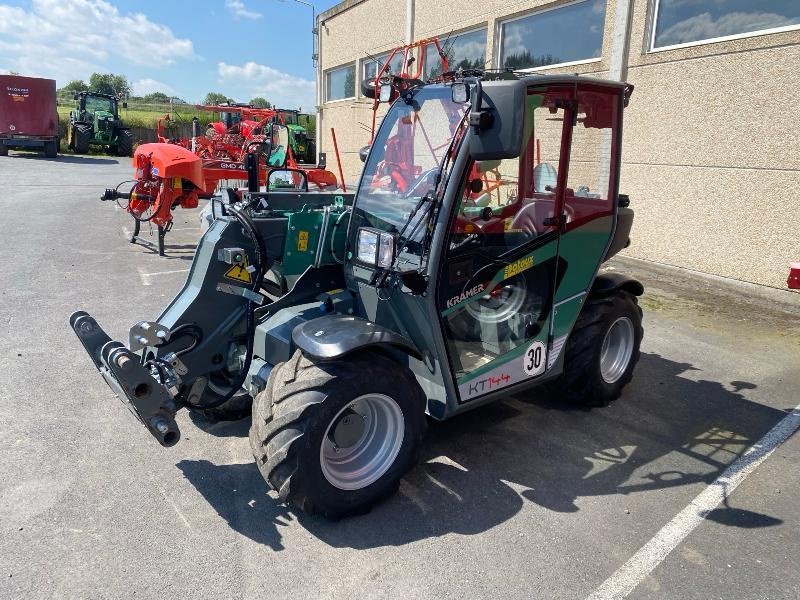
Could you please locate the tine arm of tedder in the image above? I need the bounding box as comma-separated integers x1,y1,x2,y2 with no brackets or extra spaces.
70,311,181,447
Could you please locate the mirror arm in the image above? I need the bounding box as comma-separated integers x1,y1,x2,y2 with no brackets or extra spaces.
466,78,492,133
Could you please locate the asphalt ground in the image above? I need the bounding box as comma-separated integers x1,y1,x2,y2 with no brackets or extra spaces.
1,151,799,600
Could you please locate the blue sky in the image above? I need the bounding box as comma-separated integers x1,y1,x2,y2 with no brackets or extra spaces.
0,0,341,109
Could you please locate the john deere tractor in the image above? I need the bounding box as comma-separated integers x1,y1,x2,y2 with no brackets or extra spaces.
72,73,642,519
67,91,133,156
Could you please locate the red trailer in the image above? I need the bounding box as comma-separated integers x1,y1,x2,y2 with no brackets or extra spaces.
0,75,59,158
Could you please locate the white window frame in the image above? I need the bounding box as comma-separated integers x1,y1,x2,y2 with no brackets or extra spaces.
649,0,800,53
324,63,356,104
495,0,605,73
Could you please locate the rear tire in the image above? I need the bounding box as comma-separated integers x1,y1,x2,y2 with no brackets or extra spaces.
249,350,426,519
548,290,642,407
117,129,133,157
44,139,58,158
73,124,91,154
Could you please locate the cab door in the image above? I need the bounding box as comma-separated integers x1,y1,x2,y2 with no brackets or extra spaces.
436,84,576,403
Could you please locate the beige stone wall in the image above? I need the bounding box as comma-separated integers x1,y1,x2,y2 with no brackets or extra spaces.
621,2,800,288
317,0,800,288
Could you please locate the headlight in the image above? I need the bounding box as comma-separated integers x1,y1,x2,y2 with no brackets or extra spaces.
356,227,395,268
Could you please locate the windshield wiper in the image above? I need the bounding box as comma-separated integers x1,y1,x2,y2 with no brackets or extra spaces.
373,191,436,289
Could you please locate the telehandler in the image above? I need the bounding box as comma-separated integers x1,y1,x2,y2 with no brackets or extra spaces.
72,72,643,519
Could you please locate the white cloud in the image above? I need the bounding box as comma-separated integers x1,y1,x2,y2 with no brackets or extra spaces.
0,0,194,82
225,0,262,20
657,11,795,46
132,78,177,96
217,61,315,111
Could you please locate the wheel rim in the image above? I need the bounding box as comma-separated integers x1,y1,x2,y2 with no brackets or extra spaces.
600,316,635,384
464,276,527,324
320,394,405,490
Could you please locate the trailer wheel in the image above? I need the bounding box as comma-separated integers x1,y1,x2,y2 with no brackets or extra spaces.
0,143,7,157
250,350,426,519
117,129,133,157
73,124,91,154
44,140,58,158
548,290,642,407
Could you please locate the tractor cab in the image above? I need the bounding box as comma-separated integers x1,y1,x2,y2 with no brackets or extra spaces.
71,72,643,520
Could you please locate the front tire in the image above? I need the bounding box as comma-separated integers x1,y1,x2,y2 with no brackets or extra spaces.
116,129,133,156
548,290,642,406
192,388,252,422
249,350,426,519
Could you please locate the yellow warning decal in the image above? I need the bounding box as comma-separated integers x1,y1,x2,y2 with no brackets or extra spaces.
224,257,252,284
297,230,309,252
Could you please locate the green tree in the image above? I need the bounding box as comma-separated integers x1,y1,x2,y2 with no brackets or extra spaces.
249,96,271,108
89,73,131,96
203,92,233,105
59,79,88,93
142,92,172,104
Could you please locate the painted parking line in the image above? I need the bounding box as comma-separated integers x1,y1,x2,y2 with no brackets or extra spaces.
586,402,800,600
137,267,190,286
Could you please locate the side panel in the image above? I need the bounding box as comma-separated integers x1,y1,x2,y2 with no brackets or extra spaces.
0,75,58,137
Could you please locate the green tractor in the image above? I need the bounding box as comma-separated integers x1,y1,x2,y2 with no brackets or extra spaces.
71,73,642,519
67,91,133,156
278,110,316,164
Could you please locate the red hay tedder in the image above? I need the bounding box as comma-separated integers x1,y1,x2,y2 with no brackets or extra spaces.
105,104,338,255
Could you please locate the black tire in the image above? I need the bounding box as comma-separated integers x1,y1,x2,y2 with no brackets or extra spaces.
249,350,427,519
193,388,253,422
0,143,7,156
116,129,133,157
44,139,58,158
548,290,643,407
73,123,91,154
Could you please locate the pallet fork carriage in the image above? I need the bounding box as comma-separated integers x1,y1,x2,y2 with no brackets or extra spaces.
73,71,643,519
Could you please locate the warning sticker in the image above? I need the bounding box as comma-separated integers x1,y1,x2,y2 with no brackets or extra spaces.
224,257,252,284
297,230,309,252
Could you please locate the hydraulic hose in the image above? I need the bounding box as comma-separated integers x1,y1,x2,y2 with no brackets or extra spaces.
181,201,267,410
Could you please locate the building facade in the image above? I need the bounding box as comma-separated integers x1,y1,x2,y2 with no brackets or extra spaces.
315,0,800,289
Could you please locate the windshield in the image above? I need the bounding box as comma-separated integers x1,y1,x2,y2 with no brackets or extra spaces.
85,95,115,115
351,85,467,253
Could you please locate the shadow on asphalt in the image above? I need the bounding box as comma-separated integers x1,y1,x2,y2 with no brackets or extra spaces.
177,352,787,550
6,152,119,165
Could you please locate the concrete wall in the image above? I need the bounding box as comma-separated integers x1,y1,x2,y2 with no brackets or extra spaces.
317,0,800,289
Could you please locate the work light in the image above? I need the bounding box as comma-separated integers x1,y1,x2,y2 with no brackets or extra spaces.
356,227,395,268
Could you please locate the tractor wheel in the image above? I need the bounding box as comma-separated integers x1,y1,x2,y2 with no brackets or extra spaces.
116,129,133,157
548,290,642,407
0,143,7,157
73,124,91,154
44,139,58,158
249,350,426,519
193,388,253,422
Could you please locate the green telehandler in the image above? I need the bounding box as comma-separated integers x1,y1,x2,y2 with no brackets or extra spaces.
67,91,133,156
71,72,642,519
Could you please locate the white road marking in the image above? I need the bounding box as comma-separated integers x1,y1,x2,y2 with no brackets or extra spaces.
586,403,800,600
137,267,190,286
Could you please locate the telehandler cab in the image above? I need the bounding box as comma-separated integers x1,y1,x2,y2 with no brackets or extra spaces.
72,72,643,519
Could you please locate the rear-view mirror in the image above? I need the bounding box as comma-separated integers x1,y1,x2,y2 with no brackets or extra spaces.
267,168,309,192
358,145,371,163
468,79,525,161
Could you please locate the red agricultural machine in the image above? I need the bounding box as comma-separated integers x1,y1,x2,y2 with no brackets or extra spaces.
107,104,338,255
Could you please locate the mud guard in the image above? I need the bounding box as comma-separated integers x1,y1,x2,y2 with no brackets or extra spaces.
591,272,644,297
292,314,421,361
